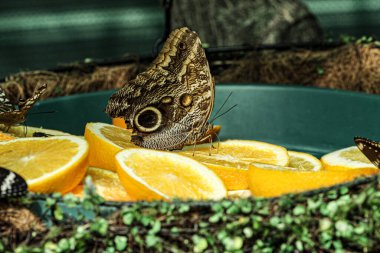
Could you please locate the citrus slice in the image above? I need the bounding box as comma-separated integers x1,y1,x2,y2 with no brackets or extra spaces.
0,131,15,141
112,117,126,128
0,136,88,193
186,140,289,166
70,167,134,202
321,146,378,174
227,190,252,199
288,151,322,171
179,152,250,190
248,163,379,198
115,149,227,201
0,125,70,137
84,122,136,171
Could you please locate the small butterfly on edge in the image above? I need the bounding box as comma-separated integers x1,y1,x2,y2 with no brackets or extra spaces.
0,83,47,130
354,136,380,169
0,167,28,198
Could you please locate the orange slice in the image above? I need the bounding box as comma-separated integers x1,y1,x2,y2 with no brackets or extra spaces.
187,140,289,166
321,146,378,174
0,136,88,193
179,152,250,190
248,163,378,198
288,151,322,171
112,117,126,128
179,140,289,190
0,125,70,137
0,131,15,141
84,122,136,171
70,167,134,202
116,149,227,201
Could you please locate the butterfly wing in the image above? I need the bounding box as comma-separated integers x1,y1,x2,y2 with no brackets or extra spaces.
106,27,214,150
0,167,28,198
354,136,380,168
0,87,15,113
18,83,47,114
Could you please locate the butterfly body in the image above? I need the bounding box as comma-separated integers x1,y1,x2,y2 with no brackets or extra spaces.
354,137,380,168
0,84,47,128
106,27,214,150
0,167,28,198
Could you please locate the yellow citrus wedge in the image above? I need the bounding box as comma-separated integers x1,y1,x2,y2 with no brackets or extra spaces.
0,136,88,193
179,152,250,190
248,163,379,198
321,146,378,174
227,190,252,199
70,167,135,202
186,140,290,166
0,124,71,137
288,151,322,171
84,122,137,171
116,149,227,201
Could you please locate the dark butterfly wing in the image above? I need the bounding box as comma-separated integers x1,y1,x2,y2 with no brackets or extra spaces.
18,83,47,113
0,87,15,113
0,167,28,198
354,137,380,169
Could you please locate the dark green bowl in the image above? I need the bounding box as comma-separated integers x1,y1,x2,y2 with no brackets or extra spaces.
28,84,380,157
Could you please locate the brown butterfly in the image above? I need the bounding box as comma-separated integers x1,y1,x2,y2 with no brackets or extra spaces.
0,84,47,129
106,27,214,150
354,137,380,169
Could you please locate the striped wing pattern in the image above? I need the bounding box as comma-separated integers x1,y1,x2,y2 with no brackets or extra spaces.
354,136,380,169
0,167,28,198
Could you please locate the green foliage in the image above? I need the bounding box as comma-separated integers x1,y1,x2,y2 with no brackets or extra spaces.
0,176,379,252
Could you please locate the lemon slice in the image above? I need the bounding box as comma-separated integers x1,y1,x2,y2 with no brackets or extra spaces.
179,140,289,190
70,167,134,202
116,149,227,201
0,131,15,141
321,146,377,173
288,151,322,171
180,152,250,190
0,136,88,193
0,125,70,137
84,122,137,171
248,163,378,197
186,140,289,166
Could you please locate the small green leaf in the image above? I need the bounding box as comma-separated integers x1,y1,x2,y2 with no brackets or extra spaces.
149,221,161,234
178,204,190,213
145,235,160,248
53,206,64,221
192,235,208,253
122,213,134,225
243,227,253,238
293,205,306,215
114,236,128,251
90,218,108,236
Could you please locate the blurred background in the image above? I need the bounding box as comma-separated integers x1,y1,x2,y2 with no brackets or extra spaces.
0,0,379,77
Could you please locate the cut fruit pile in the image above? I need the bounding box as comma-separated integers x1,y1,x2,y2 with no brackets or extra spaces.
0,121,378,200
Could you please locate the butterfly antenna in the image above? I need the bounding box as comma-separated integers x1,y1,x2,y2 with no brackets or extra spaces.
210,92,233,122
210,104,238,123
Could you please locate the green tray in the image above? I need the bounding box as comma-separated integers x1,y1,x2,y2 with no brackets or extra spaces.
28,84,380,157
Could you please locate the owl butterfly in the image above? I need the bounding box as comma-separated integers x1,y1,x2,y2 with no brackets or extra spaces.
0,167,28,198
354,137,380,169
0,83,47,129
106,27,214,150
